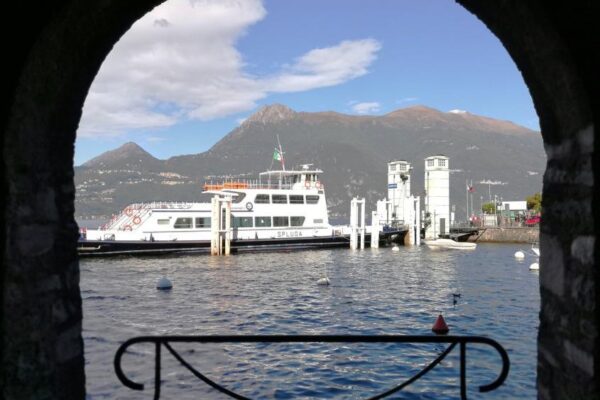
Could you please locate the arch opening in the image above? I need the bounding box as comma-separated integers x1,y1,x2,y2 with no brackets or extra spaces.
1,1,596,399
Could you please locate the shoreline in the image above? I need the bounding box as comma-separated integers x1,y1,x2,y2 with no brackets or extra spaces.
468,226,539,244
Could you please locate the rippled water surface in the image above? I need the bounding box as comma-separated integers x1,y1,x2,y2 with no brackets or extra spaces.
82,243,539,399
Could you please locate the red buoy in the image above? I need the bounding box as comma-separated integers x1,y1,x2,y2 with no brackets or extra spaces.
432,314,449,335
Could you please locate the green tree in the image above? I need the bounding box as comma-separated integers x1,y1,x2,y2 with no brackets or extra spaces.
482,202,496,214
526,192,542,213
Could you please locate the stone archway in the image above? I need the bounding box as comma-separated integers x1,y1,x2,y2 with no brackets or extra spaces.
1,1,597,398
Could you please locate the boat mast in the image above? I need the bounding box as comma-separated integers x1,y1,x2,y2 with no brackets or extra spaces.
277,134,286,171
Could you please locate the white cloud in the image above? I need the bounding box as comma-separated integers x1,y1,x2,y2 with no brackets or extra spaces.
267,39,381,93
78,0,381,137
351,102,381,115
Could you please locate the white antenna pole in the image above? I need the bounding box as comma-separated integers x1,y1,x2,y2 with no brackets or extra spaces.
277,134,285,171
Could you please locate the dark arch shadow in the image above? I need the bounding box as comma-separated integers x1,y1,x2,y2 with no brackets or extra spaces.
1,1,597,399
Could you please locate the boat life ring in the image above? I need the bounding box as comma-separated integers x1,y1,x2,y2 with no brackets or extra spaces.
305,181,311,188
246,202,253,211
315,181,322,189
123,224,132,231
125,207,133,217
132,216,142,225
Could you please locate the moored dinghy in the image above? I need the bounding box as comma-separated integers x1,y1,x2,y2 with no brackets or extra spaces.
423,238,477,250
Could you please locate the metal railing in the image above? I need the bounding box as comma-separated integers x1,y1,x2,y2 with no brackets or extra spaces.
114,334,509,399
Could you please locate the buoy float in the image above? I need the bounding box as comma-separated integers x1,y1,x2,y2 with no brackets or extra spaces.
529,262,539,271
514,251,525,259
317,277,330,286
392,246,400,252
432,314,449,335
156,276,172,290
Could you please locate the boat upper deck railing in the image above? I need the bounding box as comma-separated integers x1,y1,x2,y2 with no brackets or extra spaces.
203,179,323,192
126,202,195,210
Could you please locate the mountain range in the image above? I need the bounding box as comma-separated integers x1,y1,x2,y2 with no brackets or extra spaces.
75,104,545,221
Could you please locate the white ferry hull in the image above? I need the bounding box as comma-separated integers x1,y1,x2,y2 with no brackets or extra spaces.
76,164,408,257
79,235,360,257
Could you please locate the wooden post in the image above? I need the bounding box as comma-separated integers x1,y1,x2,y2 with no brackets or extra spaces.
350,198,357,250
210,196,220,255
371,210,379,248
224,197,231,255
360,198,365,249
415,196,421,246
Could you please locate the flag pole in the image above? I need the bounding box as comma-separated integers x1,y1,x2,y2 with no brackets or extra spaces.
470,179,473,219
466,179,469,223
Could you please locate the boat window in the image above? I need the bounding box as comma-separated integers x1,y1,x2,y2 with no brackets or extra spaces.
273,216,289,227
157,219,170,225
313,218,323,224
272,194,287,204
195,217,211,228
290,216,305,226
306,195,320,204
228,192,246,203
174,217,193,229
255,216,272,227
289,195,304,204
439,159,446,167
233,216,253,228
427,159,435,167
255,194,270,204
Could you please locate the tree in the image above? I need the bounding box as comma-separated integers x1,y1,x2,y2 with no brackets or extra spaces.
526,192,542,213
482,202,496,214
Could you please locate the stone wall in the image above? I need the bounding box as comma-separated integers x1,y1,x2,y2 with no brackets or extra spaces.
474,227,539,243
458,1,598,399
1,1,164,399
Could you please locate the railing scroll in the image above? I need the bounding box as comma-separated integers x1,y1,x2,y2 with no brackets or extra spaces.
114,334,510,400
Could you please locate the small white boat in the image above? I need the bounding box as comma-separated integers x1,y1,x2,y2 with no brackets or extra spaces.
424,238,477,250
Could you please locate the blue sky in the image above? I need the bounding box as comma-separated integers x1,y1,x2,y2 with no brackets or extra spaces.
75,0,538,165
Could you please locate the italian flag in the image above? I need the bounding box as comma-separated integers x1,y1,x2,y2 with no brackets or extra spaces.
273,148,283,161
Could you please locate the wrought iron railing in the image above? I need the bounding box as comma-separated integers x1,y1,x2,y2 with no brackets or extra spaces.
114,334,509,399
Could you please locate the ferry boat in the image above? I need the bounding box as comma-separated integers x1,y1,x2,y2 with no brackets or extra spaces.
77,165,403,257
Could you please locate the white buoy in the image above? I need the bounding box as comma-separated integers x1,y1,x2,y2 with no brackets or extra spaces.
529,262,539,271
514,251,525,259
156,276,173,290
317,277,330,286
392,246,400,252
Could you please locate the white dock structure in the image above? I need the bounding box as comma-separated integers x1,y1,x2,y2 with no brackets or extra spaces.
379,160,421,246
350,197,366,250
424,155,450,239
387,160,412,224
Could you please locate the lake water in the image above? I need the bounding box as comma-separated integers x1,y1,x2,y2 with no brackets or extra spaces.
81,243,540,399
